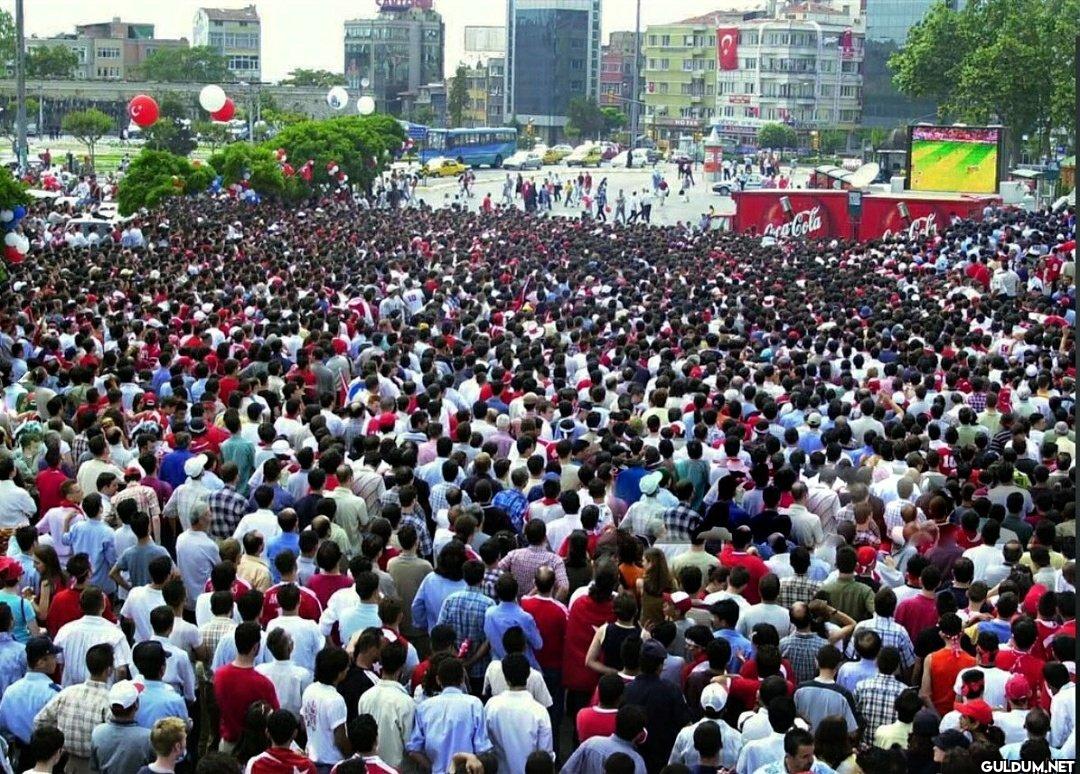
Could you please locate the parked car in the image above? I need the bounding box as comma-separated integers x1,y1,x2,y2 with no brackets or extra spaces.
712,174,765,197
609,148,657,167
503,150,543,170
422,157,469,177
564,145,603,167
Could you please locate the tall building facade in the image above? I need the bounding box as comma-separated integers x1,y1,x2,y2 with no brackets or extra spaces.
600,30,637,115
344,1,445,118
642,11,752,142
29,19,188,80
193,6,261,81
451,58,506,127
863,0,958,127
505,0,601,144
711,2,865,147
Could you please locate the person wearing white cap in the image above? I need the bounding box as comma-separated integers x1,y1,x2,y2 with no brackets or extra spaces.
89,679,154,774
161,454,211,532
623,471,667,537
668,682,742,770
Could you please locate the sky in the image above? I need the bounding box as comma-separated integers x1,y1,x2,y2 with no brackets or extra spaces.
6,0,760,82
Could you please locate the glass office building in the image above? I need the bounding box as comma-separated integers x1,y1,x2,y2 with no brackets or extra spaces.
863,0,958,128
505,0,601,143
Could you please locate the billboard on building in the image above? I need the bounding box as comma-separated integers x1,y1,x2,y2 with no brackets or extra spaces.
907,124,1003,194
465,26,506,55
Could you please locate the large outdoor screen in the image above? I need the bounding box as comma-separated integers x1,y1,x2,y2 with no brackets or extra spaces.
908,125,1002,194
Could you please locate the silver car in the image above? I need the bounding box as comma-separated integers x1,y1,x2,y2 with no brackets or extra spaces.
503,150,542,170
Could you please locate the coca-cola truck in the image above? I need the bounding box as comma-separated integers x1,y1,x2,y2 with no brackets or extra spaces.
731,189,1000,242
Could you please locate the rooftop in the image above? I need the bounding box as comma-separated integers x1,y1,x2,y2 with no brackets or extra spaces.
200,5,260,22
781,2,848,15
674,10,756,24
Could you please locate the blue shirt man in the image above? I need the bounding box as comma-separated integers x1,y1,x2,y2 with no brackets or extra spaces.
134,679,189,729
265,531,300,583
406,676,491,774
0,637,62,744
484,598,544,669
0,631,26,694
64,509,117,595
713,627,754,674
562,726,647,774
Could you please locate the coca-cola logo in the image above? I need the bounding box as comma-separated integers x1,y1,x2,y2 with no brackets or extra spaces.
763,205,824,239
881,211,938,241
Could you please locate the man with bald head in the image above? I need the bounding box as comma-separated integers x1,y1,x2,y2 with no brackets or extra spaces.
520,565,568,746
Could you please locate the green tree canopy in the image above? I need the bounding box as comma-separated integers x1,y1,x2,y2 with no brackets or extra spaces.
26,45,79,79
0,165,29,210
61,109,114,168
208,143,285,197
117,149,215,216
0,11,14,66
758,122,797,150
135,46,232,83
280,68,346,87
267,114,404,192
447,63,469,128
143,118,197,157
601,107,627,136
566,97,605,140
889,0,1077,157
193,120,232,154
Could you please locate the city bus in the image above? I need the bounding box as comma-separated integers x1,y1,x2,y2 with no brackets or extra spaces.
417,127,518,168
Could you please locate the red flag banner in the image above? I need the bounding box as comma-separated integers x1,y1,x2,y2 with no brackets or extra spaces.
717,27,739,70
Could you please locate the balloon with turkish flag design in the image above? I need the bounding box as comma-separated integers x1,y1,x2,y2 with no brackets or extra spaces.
210,98,235,122
128,94,159,128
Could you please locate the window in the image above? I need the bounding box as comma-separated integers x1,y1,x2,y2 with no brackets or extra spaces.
742,57,756,69
744,82,755,94
840,85,858,98
660,35,670,46
658,82,668,94
228,55,259,72
97,47,120,59
723,106,734,117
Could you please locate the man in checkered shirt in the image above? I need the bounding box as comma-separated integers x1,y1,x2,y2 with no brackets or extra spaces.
778,547,821,609
398,485,433,561
436,560,495,683
853,646,909,743
207,463,249,540
846,587,917,672
660,480,703,542
33,642,114,769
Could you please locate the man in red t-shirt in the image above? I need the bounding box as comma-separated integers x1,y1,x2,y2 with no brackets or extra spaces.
213,621,280,749
576,673,622,742
718,527,769,604
521,569,569,734
259,555,322,627
896,565,944,642
45,554,116,636
994,617,1047,708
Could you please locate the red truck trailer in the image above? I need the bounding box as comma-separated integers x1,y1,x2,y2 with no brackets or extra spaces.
731,189,1000,242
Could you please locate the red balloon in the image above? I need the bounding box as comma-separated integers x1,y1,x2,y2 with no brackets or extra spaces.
210,98,235,122
128,94,159,128
4,245,23,264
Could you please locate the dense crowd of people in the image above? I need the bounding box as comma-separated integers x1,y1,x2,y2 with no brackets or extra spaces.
0,186,1072,774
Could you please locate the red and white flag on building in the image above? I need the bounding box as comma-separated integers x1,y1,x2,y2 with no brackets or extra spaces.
717,27,739,70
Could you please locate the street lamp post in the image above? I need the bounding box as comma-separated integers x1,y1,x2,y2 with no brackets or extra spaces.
627,0,640,168
14,0,27,171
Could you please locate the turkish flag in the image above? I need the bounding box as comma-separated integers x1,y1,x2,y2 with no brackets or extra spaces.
717,27,739,70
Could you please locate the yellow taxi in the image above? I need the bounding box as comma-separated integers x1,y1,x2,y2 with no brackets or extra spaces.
543,145,573,165
422,157,469,177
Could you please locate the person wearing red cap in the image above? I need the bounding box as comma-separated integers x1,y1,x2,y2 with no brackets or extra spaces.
955,698,995,743
995,674,1036,744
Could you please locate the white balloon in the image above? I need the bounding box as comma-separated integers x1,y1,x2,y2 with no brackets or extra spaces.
357,95,376,116
327,86,349,110
199,84,227,113
16,236,28,254
0,210,12,223
3,232,17,247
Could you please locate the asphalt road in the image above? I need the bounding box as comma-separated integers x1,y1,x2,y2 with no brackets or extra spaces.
411,160,815,228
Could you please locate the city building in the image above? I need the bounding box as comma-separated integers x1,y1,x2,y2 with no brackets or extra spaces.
401,81,447,127
449,57,506,127
193,5,261,82
642,10,754,143
27,18,188,81
600,30,638,116
464,26,507,60
711,2,865,148
863,0,959,127
344,0,445,118
504,0,602,144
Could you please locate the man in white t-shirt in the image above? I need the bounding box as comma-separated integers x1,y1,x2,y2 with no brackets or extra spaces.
300,647,351,767
119,554,172,643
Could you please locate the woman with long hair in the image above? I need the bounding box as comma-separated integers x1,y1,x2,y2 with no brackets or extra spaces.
814,715,858,773
564,530,594,596
232,699,272,766
32,544,67,625
615,530,644,592
636,547,676,629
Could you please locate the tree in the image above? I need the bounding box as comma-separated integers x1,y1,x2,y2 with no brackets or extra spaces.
143,119,197,157
447,64,470,129
26,45,79,79
566,97,606,140
158,93,192,121
280,68,346,87
890,0,1077,159
601,107,627,136
758,123,797,150
207,143,285,197
61,109,113,169
268,114,405,192
408,105,436,127
117,149,216,216
193,120,231,154
135,46,231,83
0,11,14,67
0,165,29,210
